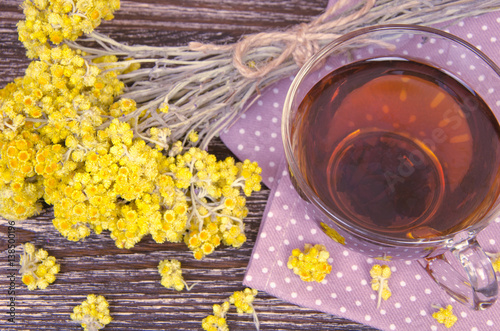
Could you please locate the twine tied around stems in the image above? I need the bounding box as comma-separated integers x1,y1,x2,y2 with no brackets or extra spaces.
189,0,376,79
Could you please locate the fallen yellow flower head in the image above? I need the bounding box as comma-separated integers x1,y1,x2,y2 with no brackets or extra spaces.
70,294,112,331
202,288,259,331
19,242,60,290
370,264,392,309
287,243,332,283
432,304,458,328
158,259,195,291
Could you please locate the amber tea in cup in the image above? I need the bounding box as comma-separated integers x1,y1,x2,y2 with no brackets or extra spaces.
294,57,500,239
283,25,500,310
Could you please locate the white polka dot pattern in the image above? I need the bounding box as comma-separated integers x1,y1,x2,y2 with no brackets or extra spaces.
221,9,500,331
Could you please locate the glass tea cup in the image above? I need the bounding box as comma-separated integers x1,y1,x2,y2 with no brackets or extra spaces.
282,24,500,310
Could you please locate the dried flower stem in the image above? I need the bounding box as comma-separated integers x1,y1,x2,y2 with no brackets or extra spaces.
66,0,499,149
376,276,385,309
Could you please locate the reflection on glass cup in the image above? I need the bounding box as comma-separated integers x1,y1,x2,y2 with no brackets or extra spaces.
282,25,500,310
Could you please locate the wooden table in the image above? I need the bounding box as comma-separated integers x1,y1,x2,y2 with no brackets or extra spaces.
0,1,378,330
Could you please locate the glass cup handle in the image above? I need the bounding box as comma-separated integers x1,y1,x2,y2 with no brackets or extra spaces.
419,237,498,310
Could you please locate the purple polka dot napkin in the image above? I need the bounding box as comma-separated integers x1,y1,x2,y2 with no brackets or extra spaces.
220,7,500,331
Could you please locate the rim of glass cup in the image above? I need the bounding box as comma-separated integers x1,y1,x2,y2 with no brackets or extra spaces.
282,24,500,247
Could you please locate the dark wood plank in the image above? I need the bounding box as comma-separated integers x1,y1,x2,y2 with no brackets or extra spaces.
0,1,379,330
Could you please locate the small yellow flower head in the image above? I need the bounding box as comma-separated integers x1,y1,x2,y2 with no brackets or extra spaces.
201,314,229,331
236,159,262,196
19,243,60,290
158,259,193,291
229,288,258,315
24,242,35,254
149,127,172,150
184,222,222,260
213,301,230,318
201,301,230,331
370,264,392,308
432,304,458,328
287,244,332,283
109,98,136,117
221,223,246,249
158,102,169,114
70,294,112,331
188,130,199,143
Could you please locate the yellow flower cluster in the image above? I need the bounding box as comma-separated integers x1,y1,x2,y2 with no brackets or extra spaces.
0,43,129,221
0,43,124,134
174,151,261,259
158,259,194,291
70,294,112,331
2,97,260,253
18,0,120,58
287,244,332,283
432,304,458,328
19,243,60,290
202,288,259,331
1,0,262,259
202,301,230,331
370,264,392,309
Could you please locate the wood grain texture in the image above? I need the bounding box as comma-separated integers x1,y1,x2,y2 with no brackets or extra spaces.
0,1,379,330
